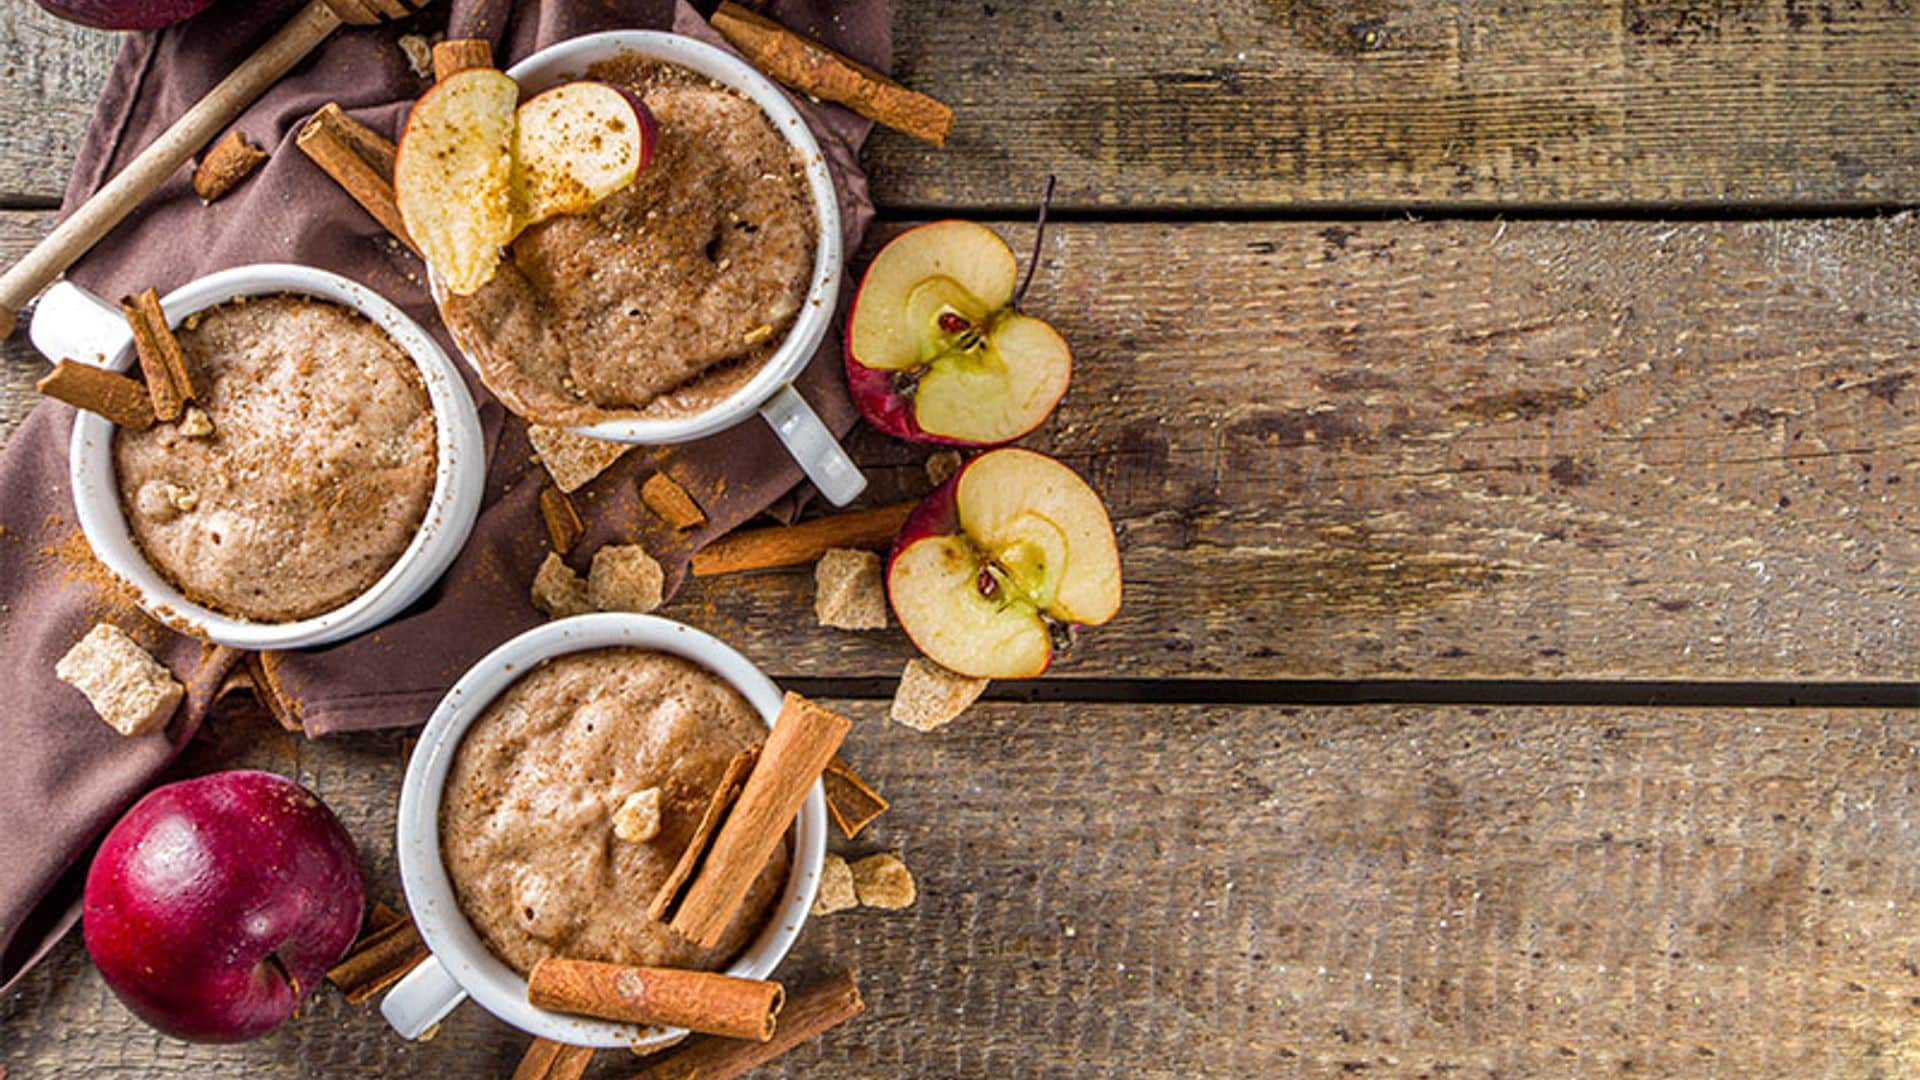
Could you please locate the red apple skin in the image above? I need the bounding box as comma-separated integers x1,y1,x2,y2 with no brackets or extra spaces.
83,770,365,1043
34,0,215,30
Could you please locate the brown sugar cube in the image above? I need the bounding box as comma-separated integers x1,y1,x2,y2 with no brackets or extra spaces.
588,544,664,613
849,853,916,910
54,624,184,737
531,553,592,618
641,471,707,530
612,787,663,843
814,548,886,631
811,852,858,916
528,423,631,493
925,450,963,486
890,658,987,732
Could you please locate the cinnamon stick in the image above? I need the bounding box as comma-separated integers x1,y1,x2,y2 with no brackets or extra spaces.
513,1038,595,1080
650,747,759,925
36,361,156,430
822,755,889,839
628,971,865,1080
192,129,268,202
325,909,429,1003
710,2,953,146
690,503,913,577
539,485,585,554
119,287,196,420
656,694,850,948
433,38,494,80
641,472,707,530
296,103,418,255
528,959,785,1041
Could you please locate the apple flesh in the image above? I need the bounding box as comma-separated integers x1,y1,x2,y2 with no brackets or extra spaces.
889,447,1121,678
847,220,1073,447
512,82,656,230
34,0,214,30
396,68,521,295
83,770,365,1043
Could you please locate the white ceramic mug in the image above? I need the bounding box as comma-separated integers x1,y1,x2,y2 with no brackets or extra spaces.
436,30,865,506
30,266,486,651
381,613,828,1050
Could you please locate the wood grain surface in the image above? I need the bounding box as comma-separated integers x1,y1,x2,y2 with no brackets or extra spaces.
6,213,1920,682
6,701,1920,1077
4,2,1920,209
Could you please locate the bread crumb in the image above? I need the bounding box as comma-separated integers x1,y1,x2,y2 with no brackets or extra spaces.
811,852,858,915
529,424,631,492
55,624,183,737
890,658,987,732
814,548,886,630
925,450,963,486
588,544,663,613
850,853,916,910
612,787,663,843
531,553,592,618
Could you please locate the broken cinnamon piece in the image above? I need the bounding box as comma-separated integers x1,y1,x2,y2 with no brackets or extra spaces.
120,287,196,421
36,360,156,430
528,959,785,1041
849,852,916,909
654,694,851,948
630,971,865,1080
245,650,304,733
192,129,268,202
538,485,584,554
811,853,857,915
650,747,759,925
55,624,183,737
433,38,494,80
326,910,430,1004
641,471,707,530
528,423,631,492
691,502,914,577
367,901,404,934
710,3,954,146
513,1038,595,1080
814,548,886,630
296,103,418,255
822,756,888,839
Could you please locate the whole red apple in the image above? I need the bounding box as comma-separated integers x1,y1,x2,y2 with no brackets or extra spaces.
83,770,365,1043
34,0,217,31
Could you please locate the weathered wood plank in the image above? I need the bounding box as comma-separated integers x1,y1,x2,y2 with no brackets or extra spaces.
6,214,1920,682
6,702,1920,1076
5,3,1920,209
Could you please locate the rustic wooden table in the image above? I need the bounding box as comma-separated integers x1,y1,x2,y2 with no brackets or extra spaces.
3,2,1920,1077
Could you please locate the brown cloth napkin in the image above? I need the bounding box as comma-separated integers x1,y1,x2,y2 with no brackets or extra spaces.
0,0,890,991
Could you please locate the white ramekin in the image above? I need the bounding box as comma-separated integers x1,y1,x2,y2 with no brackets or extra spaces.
381,613,828,1050
30,265,486,651
435,30,865,506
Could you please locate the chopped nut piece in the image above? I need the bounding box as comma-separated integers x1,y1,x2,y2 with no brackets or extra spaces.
528,423,631,493
531,552,592,618
135,480,179,523
814,548,886,630
925,450,963,486
192,129,269,203
811,853,858,915
588,544,664,613
641,471,707,530
612,787,663,843
742,323,774,346
849,853,916,910
165,483,198,513
890,658,988,732
55,624,184,737
177,405,214,438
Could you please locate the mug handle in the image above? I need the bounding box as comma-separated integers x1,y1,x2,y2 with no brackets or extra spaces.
758,383,867,507
29,280,131,369
380,953,467,1039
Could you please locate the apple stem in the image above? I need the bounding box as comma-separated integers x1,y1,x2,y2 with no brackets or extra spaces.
1012,174,1057,309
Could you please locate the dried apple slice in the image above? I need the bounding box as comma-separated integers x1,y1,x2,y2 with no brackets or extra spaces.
394,68,519,295
512,82,657,229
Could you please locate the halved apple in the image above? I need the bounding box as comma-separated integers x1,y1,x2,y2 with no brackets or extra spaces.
511,82,656,230
395,68,519,295
846,221,1073,447
888,448,1121,678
